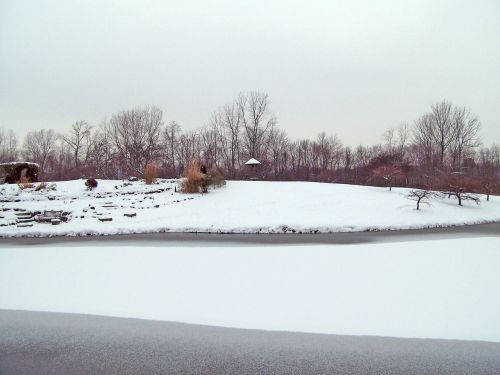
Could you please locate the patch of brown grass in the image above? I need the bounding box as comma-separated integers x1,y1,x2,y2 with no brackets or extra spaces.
180,161,205,193
35,182,48,191
18,177,34,190
144,164,157,185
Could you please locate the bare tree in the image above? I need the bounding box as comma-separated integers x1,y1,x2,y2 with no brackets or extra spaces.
109,106,164,175
63,121,93,168
396,122,410,159
372,164,402,191
220,103,242,178
176,130,201,173
315,132,332,171
22,129,58,179
162,120,181,175
412,114,436,172
445,186,480,206
0,128,18,162
88,122,115,178
407,189,435,210
382,127,395,154
439,172,481,206
480,178,497,201
201,116,223,169
239,92,276,160
450,106,481,169
269,127,289,177
429,100,453,168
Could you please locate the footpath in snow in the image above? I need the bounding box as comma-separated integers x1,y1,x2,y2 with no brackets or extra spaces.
1,179,500,237
1,237,499,342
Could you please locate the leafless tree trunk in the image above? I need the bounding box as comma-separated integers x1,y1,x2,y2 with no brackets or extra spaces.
220,103,242,178
176,130,201,174
109,106,163,176
450,106,481,170
22,129,58,179
382,128,395,154
396,122,410,159
239,92,276,161
407,189,435,210
63,121,92,168
269,128,289,177
430,100,453,168
201,116,223,169
412,114,436,172
0,129,18,162
162,120,181,176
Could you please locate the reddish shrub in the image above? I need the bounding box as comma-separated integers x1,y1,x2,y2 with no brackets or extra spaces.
85,178,98,190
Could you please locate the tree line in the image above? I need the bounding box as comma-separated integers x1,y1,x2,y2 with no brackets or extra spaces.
1,92,499,193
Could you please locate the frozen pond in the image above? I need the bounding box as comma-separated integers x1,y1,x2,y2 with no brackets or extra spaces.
1,227,500,342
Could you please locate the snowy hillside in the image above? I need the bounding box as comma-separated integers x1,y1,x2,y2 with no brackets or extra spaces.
1,179,499,237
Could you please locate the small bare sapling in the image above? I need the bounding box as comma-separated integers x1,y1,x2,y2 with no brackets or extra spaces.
407,189,435,210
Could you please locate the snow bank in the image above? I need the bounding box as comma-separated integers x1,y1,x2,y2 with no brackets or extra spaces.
1,238,499,342
1,179,500,237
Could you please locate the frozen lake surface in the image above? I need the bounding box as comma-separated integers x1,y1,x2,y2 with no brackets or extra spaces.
1,229,499,342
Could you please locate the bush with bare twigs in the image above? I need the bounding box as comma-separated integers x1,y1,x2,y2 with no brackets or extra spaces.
144,164,157,185
437,172,481,206
208,167,226,188
371,164,403,191
444,186,480,206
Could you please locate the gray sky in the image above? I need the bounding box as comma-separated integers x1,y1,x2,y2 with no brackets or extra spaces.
1,0,499,146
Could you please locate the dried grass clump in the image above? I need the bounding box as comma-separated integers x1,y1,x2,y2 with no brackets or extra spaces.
179,162,226,193
35,182,48,191
144,164,157,185
180,161,205,193
18,177,34,190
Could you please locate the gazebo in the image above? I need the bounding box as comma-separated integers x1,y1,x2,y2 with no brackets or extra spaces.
244,158,261,180
244,158,261,168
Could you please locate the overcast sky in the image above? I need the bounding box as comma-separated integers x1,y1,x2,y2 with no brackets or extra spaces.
1,0,499,146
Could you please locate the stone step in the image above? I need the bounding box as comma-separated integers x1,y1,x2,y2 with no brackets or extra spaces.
17,223,33,228
17,218,35,223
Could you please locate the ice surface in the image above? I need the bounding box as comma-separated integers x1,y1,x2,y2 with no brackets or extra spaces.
1,237,499,341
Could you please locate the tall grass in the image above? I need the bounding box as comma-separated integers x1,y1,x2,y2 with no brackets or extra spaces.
144,164,157,185
180,161,204,193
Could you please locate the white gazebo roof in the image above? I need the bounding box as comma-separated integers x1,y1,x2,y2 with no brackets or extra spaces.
245,158,261,165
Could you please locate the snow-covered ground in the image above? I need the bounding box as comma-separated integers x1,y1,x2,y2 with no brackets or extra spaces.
1,179,500,237
1,237,499,342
